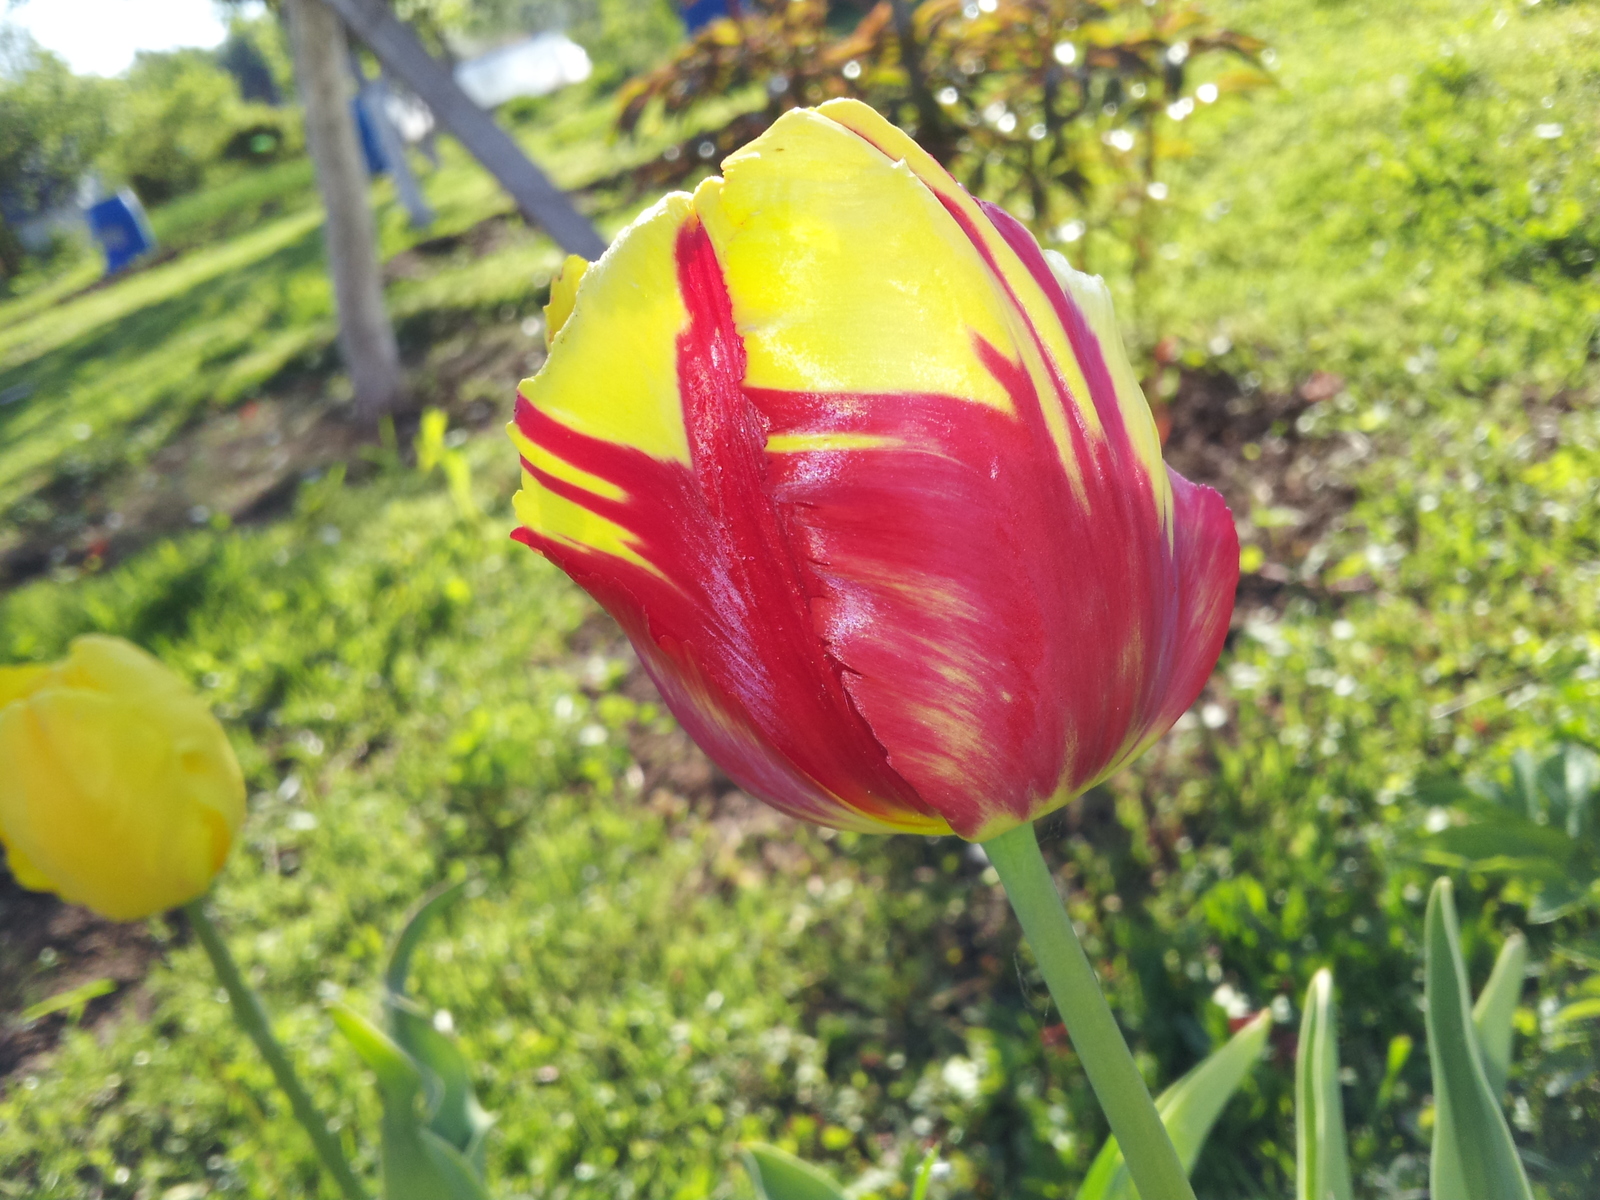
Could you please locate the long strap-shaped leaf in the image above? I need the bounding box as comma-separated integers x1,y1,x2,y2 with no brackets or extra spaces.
1470,932,1527,1100
1078,1009,1272,1200
1426,879,1534,1200
1296,969,1353,1200
329,1004,493,1200
741,1143,848,1200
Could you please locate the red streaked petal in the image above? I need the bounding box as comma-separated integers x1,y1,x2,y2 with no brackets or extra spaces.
513,219,944,835
511,104,1237,841
1138,469,1241,746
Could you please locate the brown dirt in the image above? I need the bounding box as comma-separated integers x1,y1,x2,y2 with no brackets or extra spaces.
0,307,544,593
0,875,165,1081
1160,366,1363,614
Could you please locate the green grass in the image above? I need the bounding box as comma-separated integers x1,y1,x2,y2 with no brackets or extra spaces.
2,0,1599,1197
0,89,673,538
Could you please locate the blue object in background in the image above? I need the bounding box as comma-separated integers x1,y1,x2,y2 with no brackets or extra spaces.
353,97,389,175
681,0,731,34
85,190,155,276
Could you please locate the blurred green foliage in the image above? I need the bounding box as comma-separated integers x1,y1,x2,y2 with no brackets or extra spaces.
614,0,1268,264
1424,744,1600,926
0,30,114,275
1,0,1599,1197
103,48,302,205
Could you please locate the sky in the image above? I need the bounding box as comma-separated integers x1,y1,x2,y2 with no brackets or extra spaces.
4,0,251,77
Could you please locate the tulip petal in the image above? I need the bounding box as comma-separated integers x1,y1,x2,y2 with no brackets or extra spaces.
757,366,1234,838
511,210,943,834
543,254,589,348
734,111,1234,837
815,99,1173,527
0,689,237,920
697,107,1017,413
509,104,1237,840
0,663,49,708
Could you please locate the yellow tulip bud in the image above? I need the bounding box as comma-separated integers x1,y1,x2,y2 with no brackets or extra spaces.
0,636,245,921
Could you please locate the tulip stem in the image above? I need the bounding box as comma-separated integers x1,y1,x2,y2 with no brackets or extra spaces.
983,822,1195,1200
184,900,369,1200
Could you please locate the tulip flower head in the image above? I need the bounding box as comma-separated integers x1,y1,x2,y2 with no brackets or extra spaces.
509,100,1238,840
0,636,245,920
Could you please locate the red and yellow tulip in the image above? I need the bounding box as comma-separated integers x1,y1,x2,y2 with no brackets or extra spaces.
508,100,1237,841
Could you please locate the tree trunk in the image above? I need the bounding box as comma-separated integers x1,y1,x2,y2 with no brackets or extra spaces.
285,0,404,422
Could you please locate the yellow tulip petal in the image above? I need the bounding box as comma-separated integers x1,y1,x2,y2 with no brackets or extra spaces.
0,835,53,893
511,194,702,573
815,99,1172,527
523,194,694,467
698,107,1016,411
543,253,589,349
0,638,244,920
0,663,48,708
1042,250,1174,535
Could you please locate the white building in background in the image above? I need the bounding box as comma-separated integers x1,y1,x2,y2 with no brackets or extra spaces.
452,32,591,110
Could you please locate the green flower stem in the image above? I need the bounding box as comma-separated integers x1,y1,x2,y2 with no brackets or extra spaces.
983,821,1194,1200
184,900,368,1200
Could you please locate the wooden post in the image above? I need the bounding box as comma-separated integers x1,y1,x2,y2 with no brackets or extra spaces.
321,0,607,260
285,0,405,422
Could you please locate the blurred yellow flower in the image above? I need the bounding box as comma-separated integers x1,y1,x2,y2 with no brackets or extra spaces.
0,636,245,920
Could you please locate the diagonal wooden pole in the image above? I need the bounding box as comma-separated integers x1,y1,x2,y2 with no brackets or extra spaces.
320,0,608,260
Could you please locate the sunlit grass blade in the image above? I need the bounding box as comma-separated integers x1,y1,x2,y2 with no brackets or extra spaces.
1296,969,1353,1200
740,1143,848,1200
1470,932,1527,1099
911,1146,940,1200
1078,1009,1272,1200
19,977,116,1024
1425,879,1534,1200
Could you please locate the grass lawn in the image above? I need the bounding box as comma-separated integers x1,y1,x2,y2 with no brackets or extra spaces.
1,1,1598,1197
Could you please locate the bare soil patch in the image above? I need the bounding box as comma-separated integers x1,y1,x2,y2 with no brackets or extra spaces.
1161,367,1360,614
0,876,164,1083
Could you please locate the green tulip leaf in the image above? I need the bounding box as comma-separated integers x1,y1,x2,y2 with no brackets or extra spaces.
1429,822,1575,868
330,1002,424,1105
1296,969,1353,1200
1079,1008,1272,1200
1425,879,1534,1200
419,1127,495,1200
740,1143,848,1200
1470,932,1526,1099
386,878,470,999
1526,875,1595,924
380,879,494,1174
1534,743,1599,836
331,1003,489,1200
389,998,495,1169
